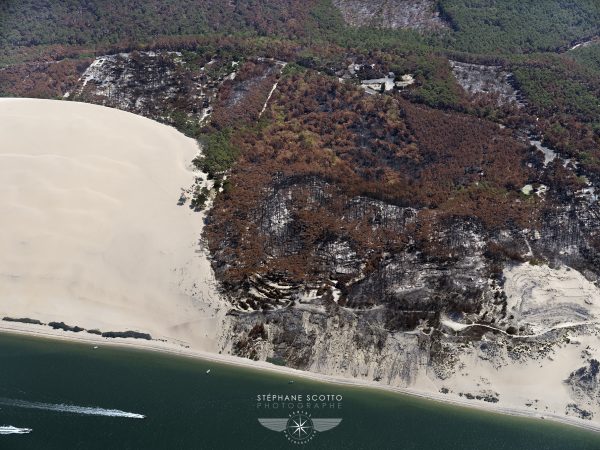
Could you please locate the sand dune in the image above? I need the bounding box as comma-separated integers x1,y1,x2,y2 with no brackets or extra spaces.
505,263,600,332
431,263,600,427
0,98,224,350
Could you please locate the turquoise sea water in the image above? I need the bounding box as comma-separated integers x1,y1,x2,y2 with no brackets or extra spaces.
0,333,599,450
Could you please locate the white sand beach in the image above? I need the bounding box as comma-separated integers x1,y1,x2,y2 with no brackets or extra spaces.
1,98,598,435
0,98,225,351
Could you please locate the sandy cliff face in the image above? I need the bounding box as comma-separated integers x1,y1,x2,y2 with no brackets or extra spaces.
220,258,600,421
215,175,600,422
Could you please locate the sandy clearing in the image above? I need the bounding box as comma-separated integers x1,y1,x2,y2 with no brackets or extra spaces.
0,98,225,351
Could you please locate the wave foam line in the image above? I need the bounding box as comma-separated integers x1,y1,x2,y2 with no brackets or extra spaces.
0,426,32,435
0,398,144,419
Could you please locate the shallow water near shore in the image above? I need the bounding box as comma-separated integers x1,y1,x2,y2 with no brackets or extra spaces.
1,333,599,450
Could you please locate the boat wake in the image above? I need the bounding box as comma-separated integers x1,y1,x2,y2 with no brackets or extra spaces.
0,398,144,419
0,426,32,435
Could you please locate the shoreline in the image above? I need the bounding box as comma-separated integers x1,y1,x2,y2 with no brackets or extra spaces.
2,322,599,435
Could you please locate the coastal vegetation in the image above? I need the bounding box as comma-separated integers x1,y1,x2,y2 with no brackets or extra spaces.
204,69,536,287
3,1,597,279
510,54,600,177
438,0,600,53
0,0,321,49
571,42,600,73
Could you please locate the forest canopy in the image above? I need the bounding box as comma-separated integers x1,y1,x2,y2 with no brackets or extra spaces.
438,0,600,53
2,0,600,63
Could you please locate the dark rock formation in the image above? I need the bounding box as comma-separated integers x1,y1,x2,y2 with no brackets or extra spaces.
2,317,45,325
48,321,85,333
101,330,152,340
